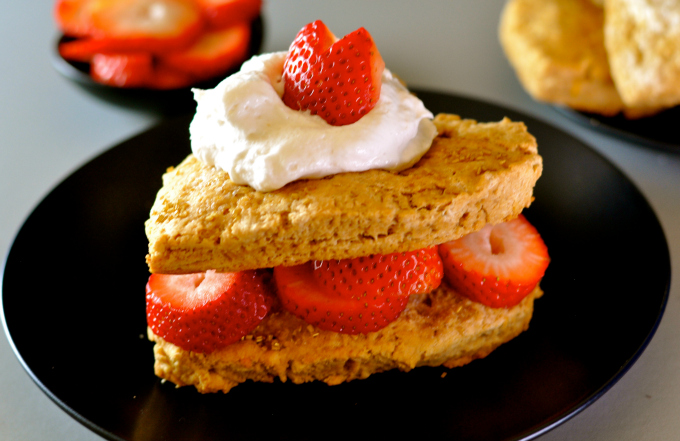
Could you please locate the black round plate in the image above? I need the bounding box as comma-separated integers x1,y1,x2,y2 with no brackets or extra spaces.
51,16,264,116
1,91,670,441
553,105,680,152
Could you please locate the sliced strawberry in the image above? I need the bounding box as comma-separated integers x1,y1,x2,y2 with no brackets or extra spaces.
196,0,261,30
281,20,336,101
274,247,443,334
282,20,337,80
55,0,98,37
86,0,204,54
438,215,550,308
282,20,385,126
159,23,251,82
146,270,273,353
90,52,154,88
313,247,444,300
275,264,408,335
58,38,111,63
148,63,196,89
62,46,196,89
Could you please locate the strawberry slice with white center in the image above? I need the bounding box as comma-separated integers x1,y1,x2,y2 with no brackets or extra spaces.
274,247,443,334
159,22,251,82
90,52,154,88
85,0,204,53
282,20,385,126
438,215,550,308
146,269,273,353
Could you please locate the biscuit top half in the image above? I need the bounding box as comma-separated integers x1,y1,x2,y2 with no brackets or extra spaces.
145,113,542,274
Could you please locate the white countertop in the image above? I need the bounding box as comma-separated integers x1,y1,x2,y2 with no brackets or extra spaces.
1,1,678,440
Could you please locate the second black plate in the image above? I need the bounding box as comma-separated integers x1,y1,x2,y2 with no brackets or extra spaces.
51,16,264,116
2,91,670,441
553,105,680,152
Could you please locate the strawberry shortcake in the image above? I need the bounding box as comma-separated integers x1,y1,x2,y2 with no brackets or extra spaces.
144,21,548,393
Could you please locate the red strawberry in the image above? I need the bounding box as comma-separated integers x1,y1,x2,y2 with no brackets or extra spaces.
55,0,98,38
146,269,273,353
196,0,262,30
274,247,443,334
438,215,549,308
159,23,251,82
90,53,154,88
282,20,385,126
59,38,103,63
86,0,205,54
313,247,444,300
147,63,195,90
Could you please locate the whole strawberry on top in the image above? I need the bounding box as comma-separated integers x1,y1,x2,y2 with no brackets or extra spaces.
188,19,437,192
282,20,385,126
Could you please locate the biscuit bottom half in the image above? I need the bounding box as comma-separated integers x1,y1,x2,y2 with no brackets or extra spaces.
148,282,543,393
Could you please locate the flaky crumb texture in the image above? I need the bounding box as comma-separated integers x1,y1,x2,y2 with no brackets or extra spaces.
149,283,543,393
145,113,542,274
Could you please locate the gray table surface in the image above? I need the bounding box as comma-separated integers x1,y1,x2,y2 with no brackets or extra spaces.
2,1,678,440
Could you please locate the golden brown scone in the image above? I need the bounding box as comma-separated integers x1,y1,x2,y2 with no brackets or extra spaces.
145,114,542,274
499,0,665,118
604,0,680,110
149,282,543,393
500,0,624,115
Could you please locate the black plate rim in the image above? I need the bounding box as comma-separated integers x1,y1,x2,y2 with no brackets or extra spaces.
1,90,671,441
0,311,127,441
552,104,679,153
418,88,672,439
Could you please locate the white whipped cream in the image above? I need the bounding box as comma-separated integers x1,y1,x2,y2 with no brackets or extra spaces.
189,51,438,192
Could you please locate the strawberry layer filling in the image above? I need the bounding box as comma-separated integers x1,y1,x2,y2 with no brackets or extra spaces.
147,22,549,354
146,216,549,353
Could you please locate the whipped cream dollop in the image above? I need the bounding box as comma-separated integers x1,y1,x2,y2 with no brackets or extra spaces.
189,51,438,192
